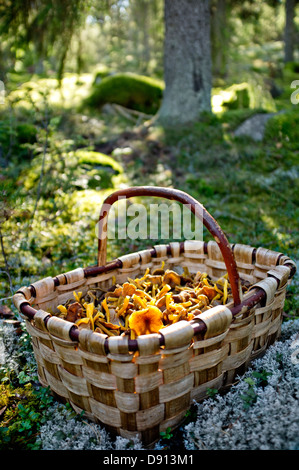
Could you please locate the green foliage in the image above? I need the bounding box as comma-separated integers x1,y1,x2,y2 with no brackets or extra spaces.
264,109,299,147
6,74,94,111
15,123,37,145
284,284,299,317
0,114,37,164
282,62,299,85
75,149,123,174
0,323,57,450
0,0,91,80
240,377,257,409
0,384,55,450
185,176,216,198
240,370,272,410
284,62,299,74
84,72,164,114
160,427,173,440
206,388,219,399
21,147,123,193
218,108,264,130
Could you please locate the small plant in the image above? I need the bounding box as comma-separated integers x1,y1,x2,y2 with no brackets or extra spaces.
0,383,55,450
240,370,272,410
251,370,272,387
183,407,198,427
240,377,257,409
160,426,173,441
206,387,219,399
284,284,299,319
276,352,284,364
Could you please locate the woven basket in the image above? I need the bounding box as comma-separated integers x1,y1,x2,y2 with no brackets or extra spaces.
13,186,297,447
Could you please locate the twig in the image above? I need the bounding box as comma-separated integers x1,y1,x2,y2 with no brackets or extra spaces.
112,103,153,123
82,420,102,445
0,294,13,302
212,210,247,224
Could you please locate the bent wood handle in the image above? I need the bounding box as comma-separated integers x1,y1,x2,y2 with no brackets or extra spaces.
97,186,243,306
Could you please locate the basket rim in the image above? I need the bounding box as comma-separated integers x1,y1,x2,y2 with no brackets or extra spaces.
14,240,296,353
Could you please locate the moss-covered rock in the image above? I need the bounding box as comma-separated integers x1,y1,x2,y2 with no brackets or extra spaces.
84,72,164,115
212,82,276,113
21,148,123,192
92,65,111,85
75,149,123,174
74,149,123,189
224,83,251,109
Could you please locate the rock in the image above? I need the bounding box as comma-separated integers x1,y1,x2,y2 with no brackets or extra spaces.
234,112,278,141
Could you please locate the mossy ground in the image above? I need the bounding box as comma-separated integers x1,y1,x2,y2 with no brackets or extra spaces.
0,61,298,450
0,66,298,311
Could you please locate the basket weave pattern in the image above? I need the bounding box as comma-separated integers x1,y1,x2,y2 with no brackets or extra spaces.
14,239,295,446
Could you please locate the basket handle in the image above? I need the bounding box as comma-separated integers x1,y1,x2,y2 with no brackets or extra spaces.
97,186,243,306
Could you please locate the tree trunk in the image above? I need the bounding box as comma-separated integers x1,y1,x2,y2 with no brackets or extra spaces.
284,0,296,63
158,0,212,126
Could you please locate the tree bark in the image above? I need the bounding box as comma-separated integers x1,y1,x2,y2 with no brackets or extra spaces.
284,0,296,63
158,0,212,126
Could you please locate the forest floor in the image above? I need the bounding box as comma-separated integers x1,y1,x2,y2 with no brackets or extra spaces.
0,66,298,450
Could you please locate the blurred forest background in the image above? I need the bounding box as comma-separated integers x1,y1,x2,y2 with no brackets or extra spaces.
0,0,298,323
0,0,299,451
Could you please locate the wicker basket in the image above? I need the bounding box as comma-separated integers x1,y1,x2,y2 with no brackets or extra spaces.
13,186,297,447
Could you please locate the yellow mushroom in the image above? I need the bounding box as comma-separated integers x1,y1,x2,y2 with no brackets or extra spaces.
117,296,130,316
129,305,163,336
101,297,110,322
57,305,67,315
73,291,82,303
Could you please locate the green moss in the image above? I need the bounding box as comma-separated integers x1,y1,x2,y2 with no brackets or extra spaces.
16,123,37,144
218,108,264,130
75,149,123,174
93,64,111,84
264,109,299,144
0,119,37,163
185,176,216,197
283,61,299,75
212,82,276,113
74,149,124,190
0,383,55,450
21,148,123,193
84,72,164,114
